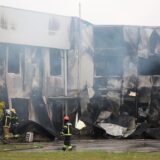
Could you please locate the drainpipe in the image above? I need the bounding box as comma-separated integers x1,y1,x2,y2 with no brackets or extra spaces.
77,2,81,93
64,50,68,116
6,46,12,109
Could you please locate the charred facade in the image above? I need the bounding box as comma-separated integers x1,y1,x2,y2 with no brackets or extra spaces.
90,26,160,138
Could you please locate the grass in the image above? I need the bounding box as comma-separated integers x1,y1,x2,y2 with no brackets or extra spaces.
0,143,160,160
0,151,160,160
0,143,44,151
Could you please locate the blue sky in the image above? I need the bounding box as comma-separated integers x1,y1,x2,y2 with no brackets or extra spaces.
0,0,160,26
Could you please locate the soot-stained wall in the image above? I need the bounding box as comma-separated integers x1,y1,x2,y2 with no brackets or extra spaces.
87,25,160,138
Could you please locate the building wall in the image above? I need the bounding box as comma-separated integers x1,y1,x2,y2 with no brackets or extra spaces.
0,7,94,136
93,25,160,125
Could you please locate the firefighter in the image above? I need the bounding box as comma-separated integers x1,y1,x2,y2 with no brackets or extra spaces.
3,109,11,139
0,101,5,140
10,108,19,138
61,116,72,151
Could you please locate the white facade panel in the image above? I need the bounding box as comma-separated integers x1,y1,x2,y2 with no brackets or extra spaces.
0,6,71,49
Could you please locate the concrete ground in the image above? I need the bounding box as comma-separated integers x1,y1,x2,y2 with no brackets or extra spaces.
19,139,160,152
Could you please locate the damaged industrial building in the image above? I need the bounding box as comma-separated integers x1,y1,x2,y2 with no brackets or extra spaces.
1,6,160,140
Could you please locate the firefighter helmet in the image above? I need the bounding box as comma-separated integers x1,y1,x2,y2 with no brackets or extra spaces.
64,116,69,121
0,101,5,109
10,108,16,113
6,109,11,115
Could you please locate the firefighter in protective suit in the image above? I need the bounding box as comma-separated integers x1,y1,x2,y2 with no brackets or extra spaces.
10,108,19,138
3,109,11,139
3,108,19,140
61,116,72,151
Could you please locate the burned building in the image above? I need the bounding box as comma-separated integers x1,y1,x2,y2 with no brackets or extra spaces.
90,26,160,138
0,6,94,138
1,6,160,139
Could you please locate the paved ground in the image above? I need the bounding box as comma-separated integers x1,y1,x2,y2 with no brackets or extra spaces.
19,139,160,152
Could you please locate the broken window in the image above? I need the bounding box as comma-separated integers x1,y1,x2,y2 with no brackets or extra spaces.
0,44,6,76
50,49,62,76
0,15,7,29
94,26,125,49
8,45,21,74
95,54,123,76
138,55,160,75
48,17,60,35
94,26,125,77
149,31,160,53
11,98,29,122
0,44,6,64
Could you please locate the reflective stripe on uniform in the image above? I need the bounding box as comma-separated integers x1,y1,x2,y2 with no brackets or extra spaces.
4,116,11,127
63,124,71,136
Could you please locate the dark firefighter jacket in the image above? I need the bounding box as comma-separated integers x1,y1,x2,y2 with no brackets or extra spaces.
10,112,19,126
62,122,72,136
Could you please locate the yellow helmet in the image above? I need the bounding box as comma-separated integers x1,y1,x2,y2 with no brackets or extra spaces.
10,108,16,113
0,101,5,109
